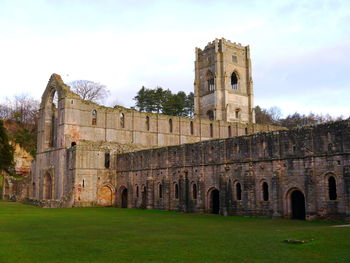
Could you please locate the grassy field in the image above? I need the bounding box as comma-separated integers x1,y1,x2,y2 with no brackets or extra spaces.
0,201,349,263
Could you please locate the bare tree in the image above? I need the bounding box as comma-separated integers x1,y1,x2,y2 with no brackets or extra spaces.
0,95,39,126
69,80,110,103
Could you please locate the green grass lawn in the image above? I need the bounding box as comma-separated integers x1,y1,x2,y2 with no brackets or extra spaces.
0,201,349,263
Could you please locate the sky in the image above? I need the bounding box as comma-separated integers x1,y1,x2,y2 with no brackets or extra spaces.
0,0,349,117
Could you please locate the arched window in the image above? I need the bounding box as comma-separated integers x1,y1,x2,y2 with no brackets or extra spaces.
169,119,173,133
210,123,213,137
231,72,238,90
145,116,150,131
190,121,194,135
228,125,232,137
136,185,139,198
91,110,97,125
120,113,125,128
192,184,197,199
245,127,248,135
159,183,163,198
262,182,269,201
235,109,240,119
207,110,214,120
236,183,242,200
206,70,215,92
174,183,179,199
328,176,337,200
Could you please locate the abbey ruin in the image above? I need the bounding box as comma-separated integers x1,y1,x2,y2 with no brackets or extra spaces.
3,38,350,221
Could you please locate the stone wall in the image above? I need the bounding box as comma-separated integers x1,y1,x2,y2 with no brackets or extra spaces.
115,120,350,220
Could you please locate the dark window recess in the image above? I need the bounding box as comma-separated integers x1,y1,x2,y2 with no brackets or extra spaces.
105,152,110,168
175,184,179,199
210,123,213,137
231,72,238,90
262,182,269,201
236,183,242,200
192,184,197,199
328,176,337,200
159,184,163,198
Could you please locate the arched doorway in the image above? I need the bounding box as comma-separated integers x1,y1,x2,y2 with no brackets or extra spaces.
121,188,128,208
97,185,114,206
291,190,306,220
209,188,220,214
43,173,52,200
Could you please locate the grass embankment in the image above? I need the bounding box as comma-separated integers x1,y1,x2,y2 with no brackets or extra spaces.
0,201,349,263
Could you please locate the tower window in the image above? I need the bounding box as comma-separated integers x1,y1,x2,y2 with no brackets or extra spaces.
206,70,215,92
207,110,214,121
235,109,240,119
92,110,97,125
232,55,238,63
231,72,238,90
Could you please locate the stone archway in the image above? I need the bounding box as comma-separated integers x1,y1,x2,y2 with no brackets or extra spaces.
290,190,306,220
121,187,128,208
97,185,114,206
43,173,52,200
208,188,220,214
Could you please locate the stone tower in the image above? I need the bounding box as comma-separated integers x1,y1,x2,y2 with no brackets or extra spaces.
194,38,255,123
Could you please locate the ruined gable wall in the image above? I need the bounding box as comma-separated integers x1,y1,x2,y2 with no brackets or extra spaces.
116,120,350,220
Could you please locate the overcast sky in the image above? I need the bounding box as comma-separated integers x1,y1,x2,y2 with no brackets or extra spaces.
0,0,349,117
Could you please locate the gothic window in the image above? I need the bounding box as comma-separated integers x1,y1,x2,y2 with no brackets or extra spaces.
190,121,194,135
174,183,179,199
92,110,97,125
159,183,163,199
120,113,125,128
236,182,242,200
328,176,337,200
145,116,150,131
192,183,197,199
245,127,248,135
169,119,173,133
136,185,139,198
105,152,110,168
235,109,240,119
210,123,213,137
228,125,232,137
262,182,269,201
207,110,214,121
206,70,215,92
231,72,238,90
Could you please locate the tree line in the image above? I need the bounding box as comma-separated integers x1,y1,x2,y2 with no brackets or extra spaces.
254,105,345,128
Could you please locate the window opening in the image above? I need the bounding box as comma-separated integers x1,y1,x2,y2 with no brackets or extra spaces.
92,110,97,125
231,72,238,90
328,176,337,200
262,182,269,201
236,183,242,200
120,113,125,128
